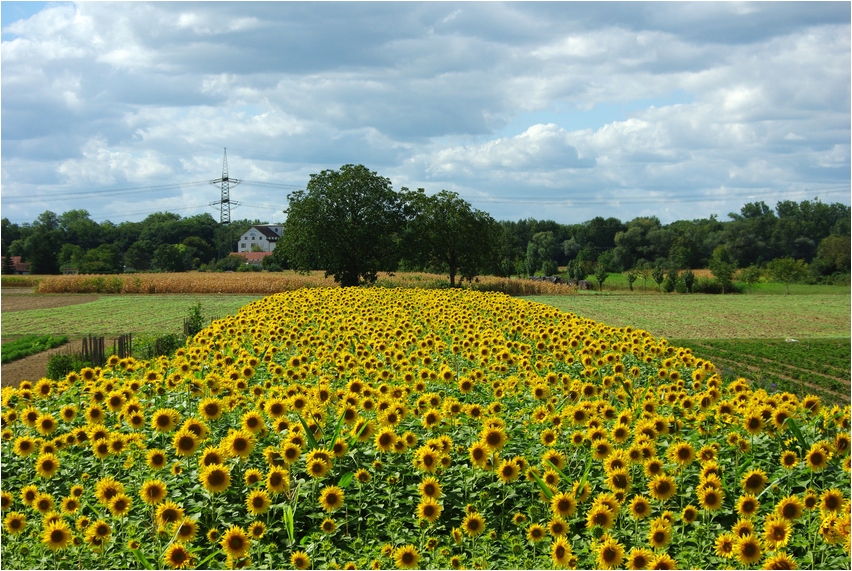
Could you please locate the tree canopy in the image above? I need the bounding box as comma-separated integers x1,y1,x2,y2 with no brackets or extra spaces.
281,164,406,286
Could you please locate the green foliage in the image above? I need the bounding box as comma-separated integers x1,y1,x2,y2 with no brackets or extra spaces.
624,270,637,291
281,164,405,287
1,334,68,363
651,264,665,287
184,302,204,338
661,269,678,293
709,245,737,293
767,257,809,295
680,338,850,404
46,353,76,380
681,269,695,293
1,255,16,275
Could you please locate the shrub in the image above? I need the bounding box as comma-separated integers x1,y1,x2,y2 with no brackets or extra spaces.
46,354,76,380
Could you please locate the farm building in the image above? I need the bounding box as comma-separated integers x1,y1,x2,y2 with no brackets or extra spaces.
236,224,283,253
233,251,273,267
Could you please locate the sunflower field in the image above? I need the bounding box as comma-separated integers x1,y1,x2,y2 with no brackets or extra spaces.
1,288,849,570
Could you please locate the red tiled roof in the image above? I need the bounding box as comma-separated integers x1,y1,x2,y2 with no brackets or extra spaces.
233,251,273,264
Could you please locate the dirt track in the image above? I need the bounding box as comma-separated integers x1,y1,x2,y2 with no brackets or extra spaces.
1,288,99,388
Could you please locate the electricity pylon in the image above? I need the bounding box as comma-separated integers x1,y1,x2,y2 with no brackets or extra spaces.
210,148,241,259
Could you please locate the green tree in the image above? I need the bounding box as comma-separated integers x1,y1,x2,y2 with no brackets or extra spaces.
404,190,498,286
624,270,637,291
125,240,154,271
681,269,696,293
281,165,406,287
739,265,762,293
2,255,15,275
78,244,123,274
651,264,665,290
767,257,809,295
152,244,191,272
813,235,851,277
709,245,736,294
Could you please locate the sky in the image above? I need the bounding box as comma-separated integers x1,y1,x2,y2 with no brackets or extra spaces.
1,1,850,227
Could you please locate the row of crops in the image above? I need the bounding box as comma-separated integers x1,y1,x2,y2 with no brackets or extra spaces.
680,339,851,406
1,288,850,569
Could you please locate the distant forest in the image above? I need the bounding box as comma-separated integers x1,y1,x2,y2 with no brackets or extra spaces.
2,197,849,286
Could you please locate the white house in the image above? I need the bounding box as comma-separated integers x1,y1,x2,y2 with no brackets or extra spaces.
237,224,283,253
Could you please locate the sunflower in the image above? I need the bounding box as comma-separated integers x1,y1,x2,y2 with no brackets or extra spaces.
626,547,654,570
163,542,193,569
550,535,573,568
819,488,844,512
763,514,791,549
596,535,625,570
497,458,521,484
698,486,725,512
647,525,672,550
418,476,441,499
414,445,440,473
172,429,200,457
220,525,250,559
306,457,331,479
13,436,37,457
173,517,199,543
246,490,271,516
374,428,397,453
586,504,615,530
713,532,736,558
319,485,345,512
605,468,631,493
290,550,311,570
732,518,756,538
480,426,508,452
35,453,59,478
667,441,695,466
108,493,133,518
461,512,485,536
355,468,371,484
648,474,677,503
648,553,677,570
629,495,652,520
741,469,768,494
198,398,224,421
20,484,39,506
155,500,185,530
244,468,263,486
469,441,489,468
248,520,266,539
0,491,13,510
416,497,442,523
223,429,255,459
200,463,231,494
320,517,336,534
805,443,831,472
94,476,125,506
139,479,167,505
550,491,578,518
736,494,760,519
266,467,290,494
146,448,168,471
763,551,798,570
41,519,73,551
548,516,568,537
151,408,181,433
775,495,803,521
735,534,763,566
681,504,699,524
3,511,26,535
527,523,546,542
394,544,421,569
779,450,798,470
241,410,266,434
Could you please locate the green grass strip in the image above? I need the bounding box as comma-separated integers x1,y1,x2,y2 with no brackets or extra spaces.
1,334,68,363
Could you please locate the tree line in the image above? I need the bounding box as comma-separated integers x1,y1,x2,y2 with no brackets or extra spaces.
2,164,849,289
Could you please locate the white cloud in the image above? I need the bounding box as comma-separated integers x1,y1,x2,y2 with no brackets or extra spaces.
1,2,848,225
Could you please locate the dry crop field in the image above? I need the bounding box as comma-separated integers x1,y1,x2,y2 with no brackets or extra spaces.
1,288,849,570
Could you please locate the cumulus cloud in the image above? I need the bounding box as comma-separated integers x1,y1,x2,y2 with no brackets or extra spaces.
1,1,848,225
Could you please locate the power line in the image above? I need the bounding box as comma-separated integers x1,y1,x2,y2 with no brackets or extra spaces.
2,181,211,204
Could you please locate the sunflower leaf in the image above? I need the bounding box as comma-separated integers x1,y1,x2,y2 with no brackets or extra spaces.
129,549,155,570
338,471,354,489
528,469,554,500
783,417,809,454
295,413,318,450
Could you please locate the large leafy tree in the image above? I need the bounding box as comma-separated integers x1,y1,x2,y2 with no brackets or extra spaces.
404,189,498,286
281,165,406,287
